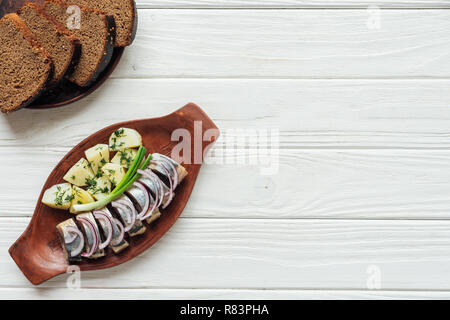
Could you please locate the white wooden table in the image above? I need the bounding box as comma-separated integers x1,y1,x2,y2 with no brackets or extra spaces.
2,0,450,300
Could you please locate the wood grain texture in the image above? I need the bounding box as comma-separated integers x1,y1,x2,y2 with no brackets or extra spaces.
110,9,450,78
2,79,450,149
2,4,450,298
3,288,450,300
135,1,450,9
3,148,450,220
3,217,450,290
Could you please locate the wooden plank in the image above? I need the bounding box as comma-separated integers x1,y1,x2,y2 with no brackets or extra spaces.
111,9,450,78
136,1,450,9
2,148,450,220
3,217,450,290
2,288,450,300
2,79,450,149
2,80,450,220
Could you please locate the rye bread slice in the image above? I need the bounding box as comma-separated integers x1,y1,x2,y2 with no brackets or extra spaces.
44,0,115,87
18,3,81,87
0,13,53,113
67,0,137,47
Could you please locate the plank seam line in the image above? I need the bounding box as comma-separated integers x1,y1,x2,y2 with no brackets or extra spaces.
4,286,450,292
4,216,450,222
135,7,450,10
109,76,450,81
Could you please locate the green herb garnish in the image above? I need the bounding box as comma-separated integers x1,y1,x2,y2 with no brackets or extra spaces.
72,146,151,213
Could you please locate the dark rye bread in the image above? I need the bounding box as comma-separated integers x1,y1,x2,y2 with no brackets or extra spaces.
0,13,53,113
44,0,115,87
67,0,137,47
18,3,81,87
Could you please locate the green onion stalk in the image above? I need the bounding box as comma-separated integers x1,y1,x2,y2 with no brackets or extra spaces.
72,146,152,213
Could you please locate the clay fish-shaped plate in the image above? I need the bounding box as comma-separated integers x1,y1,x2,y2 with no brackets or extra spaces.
9,103,219,285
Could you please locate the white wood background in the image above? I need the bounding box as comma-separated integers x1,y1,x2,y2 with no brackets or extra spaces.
1,0,450,300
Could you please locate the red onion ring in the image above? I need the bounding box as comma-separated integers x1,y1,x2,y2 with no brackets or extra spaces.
76,217,99,258
112,200,136,232
139,170,165,209
154,155,179,190
111,218,125,246
155,163,174,208
93,211,113,250
66,226,84,257
138,172,163,220
162,158,179,190
133,181,150,220
65,228,78,244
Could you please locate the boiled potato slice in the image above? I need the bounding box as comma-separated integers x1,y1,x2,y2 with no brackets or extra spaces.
63,158,95,187
111,148,138,168
85,144,109,174
101,163,126,186
87,175,112,201
109,128,142,151
42,183,73,210
70,186,95,213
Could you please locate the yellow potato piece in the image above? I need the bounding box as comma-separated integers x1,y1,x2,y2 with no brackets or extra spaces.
111,148,138,168
102,163,126,186
85,144,109,174
70,186,95,214
87,175,112,201
63,158,95,187
109,128,142,151
42,183,73,210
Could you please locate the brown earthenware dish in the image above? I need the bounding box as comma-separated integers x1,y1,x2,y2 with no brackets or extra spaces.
9,103,220,285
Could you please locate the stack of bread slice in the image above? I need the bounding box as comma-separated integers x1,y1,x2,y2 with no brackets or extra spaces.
0,0,137,113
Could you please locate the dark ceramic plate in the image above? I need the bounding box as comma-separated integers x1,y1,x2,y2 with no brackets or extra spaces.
1,0,124,109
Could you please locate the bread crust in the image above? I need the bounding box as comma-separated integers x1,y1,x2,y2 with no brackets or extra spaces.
44,0,116,87
0,13,53,113
83,14,115,87
18,3,81,88
126,0,137,47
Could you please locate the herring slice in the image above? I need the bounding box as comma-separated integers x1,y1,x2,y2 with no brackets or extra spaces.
95,208,129,254
56,219,83,262
109,194,146,237
76,212,105,259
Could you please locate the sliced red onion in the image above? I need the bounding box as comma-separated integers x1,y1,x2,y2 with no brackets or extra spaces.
155,163,174,208
139,169,164,209
154,155,179,190
65,228,78,244
162,159,179,190
76,217,99,258
112,200,136,232
66,226,84,257
133,181,150,220
93,211,113,250
111,218,125,246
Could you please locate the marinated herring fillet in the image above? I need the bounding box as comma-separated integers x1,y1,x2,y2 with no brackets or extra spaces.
76,212,105,259
56,219,84,262
0,13,53,113
94,208,128,254
110,194,146,237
